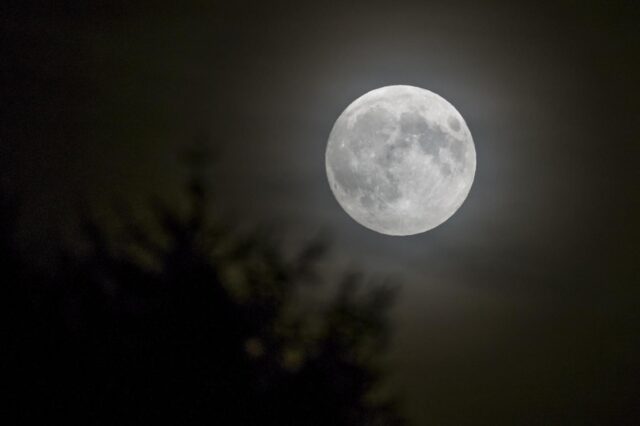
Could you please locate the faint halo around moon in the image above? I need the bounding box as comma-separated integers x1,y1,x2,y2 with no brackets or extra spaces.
325,85,476,236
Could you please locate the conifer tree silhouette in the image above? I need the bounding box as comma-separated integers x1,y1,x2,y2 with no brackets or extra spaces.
2,174,405,425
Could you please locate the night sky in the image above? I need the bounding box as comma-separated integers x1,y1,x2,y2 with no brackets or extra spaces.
4,1,639,424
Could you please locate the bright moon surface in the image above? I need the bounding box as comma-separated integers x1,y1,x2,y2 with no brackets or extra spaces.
325,85,476,236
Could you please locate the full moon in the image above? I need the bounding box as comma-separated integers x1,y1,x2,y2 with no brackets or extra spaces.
325,85,476,236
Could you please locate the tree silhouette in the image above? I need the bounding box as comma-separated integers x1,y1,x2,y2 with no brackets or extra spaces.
2,177,404,425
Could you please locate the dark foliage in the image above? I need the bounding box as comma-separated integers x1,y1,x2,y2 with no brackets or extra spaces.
1,181,404,425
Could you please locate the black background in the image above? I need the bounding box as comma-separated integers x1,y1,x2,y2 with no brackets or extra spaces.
3,1,639,424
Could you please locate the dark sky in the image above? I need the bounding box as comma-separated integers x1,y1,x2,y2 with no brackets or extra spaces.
4,1,639,424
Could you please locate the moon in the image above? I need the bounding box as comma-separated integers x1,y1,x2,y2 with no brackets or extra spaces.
325,85,476,236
